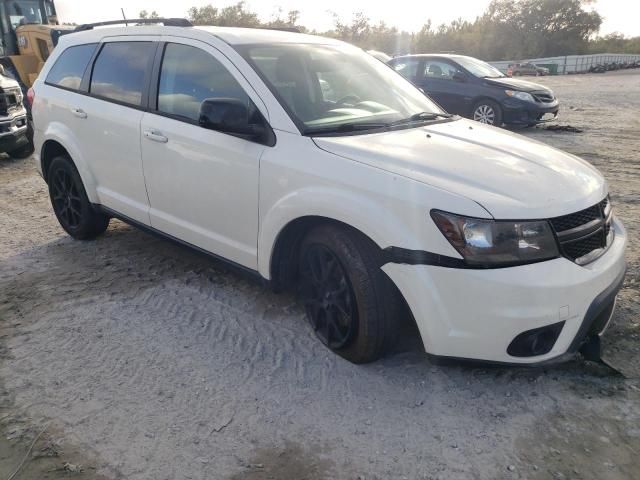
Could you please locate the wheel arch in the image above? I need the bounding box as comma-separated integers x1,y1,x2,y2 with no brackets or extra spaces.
259,188,420,284
39,124,99,203
41,139,70,182
268,215,379,291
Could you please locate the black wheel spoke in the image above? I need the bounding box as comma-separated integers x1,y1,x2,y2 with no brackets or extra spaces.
51,169,84,230
300,244,357,350
324,311,332,345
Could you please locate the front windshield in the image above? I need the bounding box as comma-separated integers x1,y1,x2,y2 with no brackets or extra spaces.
455,56,505,78
237,43,443,134
5,0,44,30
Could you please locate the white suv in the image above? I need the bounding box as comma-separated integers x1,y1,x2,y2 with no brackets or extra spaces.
31,20,626,365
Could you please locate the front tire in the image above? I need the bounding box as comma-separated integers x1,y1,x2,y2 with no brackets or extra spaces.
7,139,34,159
48,156,110,240
472,99,503,127
298,224,400,363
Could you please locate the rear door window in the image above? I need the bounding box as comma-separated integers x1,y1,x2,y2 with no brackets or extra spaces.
46,43,97,91
90,42,155,107
392,58,421,81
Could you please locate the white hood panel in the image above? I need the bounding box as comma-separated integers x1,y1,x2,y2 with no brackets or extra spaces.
314,119,606,219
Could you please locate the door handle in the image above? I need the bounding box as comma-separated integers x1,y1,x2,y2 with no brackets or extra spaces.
143,129,168,143
71,108,87,119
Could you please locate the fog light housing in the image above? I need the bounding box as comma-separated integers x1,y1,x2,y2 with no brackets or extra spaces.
507,321,565,357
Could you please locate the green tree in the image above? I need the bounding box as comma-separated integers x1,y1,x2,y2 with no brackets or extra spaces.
188,2,259,27
139,10,159,20
185,1,639,59
265,8,305,31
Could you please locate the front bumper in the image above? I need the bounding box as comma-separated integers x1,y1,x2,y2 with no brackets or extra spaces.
502,98,560,125
0,111,28,151
382,217,627,364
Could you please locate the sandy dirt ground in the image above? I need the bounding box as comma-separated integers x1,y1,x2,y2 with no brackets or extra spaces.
0,70,639,480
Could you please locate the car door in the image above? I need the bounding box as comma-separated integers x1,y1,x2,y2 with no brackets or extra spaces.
140,38,269,270
76,37,158,224
417,59,469,114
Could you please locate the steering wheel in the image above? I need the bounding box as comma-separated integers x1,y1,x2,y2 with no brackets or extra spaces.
335,94,361,106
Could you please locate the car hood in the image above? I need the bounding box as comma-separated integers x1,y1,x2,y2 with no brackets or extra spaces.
0,74,20,90
484,76,550,92
313,119,606,219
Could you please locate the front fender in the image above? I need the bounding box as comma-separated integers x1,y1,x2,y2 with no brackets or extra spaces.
39,121,98,203
257,131,492,280
258,186,416,278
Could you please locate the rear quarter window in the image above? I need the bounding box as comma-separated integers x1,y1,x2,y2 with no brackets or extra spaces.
45,43,97,91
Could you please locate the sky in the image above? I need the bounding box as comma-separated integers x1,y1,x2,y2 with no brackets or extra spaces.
54,0,640,37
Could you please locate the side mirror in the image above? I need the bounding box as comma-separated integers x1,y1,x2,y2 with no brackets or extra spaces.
452,71,466,82
199,97,266,140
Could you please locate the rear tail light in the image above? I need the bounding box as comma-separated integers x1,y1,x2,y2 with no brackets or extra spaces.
27,87,35,107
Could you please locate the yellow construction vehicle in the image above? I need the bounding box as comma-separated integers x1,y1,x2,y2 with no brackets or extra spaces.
0,1,73,91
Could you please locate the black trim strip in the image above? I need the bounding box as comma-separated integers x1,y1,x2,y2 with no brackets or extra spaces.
556,218,604,242
97,205,266,285
567,264,627,353
382,246,552,270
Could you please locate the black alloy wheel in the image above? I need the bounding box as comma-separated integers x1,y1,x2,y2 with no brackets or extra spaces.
300,244,357,349
51,167,83,230
297,224,402,363
47,156,110,239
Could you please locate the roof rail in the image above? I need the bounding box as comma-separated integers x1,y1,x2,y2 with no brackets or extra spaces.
258,26,301,33
74,18,192,32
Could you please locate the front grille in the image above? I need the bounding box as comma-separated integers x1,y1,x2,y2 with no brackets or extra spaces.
563,234,605,260
532,91,555,103
549,197,613,264
550,204,600,232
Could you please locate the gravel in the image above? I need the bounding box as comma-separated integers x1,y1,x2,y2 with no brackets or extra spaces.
0,70,638,480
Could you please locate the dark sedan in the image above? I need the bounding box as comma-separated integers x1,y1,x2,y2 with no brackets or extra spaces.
388,54,559,127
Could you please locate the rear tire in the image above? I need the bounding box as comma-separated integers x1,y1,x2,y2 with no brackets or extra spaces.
47,155,110,240
298,224,401,363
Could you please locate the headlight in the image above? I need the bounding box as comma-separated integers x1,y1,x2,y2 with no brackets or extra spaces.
505,90,535,102
431,211,559,267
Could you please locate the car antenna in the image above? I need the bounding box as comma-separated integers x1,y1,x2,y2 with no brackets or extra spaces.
121,8,128,27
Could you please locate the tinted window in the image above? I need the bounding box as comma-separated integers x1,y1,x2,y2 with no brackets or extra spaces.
423,60,458,80
158,43,250,122
90,42,154,106
392,58,421,80
46,43,97,90
7,0,43,30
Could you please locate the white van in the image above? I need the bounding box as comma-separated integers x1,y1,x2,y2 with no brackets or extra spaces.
31,20,626,364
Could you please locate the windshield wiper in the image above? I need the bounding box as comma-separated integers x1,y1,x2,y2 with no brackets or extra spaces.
307,122,389,134
389,112,453,126
307,113,453,135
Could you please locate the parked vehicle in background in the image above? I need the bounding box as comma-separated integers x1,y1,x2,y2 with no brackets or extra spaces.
367,50,391,63
389,54,559,127
33,22,626,366
0,65,32,158
507,62,549,76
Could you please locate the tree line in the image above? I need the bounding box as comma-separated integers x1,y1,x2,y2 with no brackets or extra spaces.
150,0,640,60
